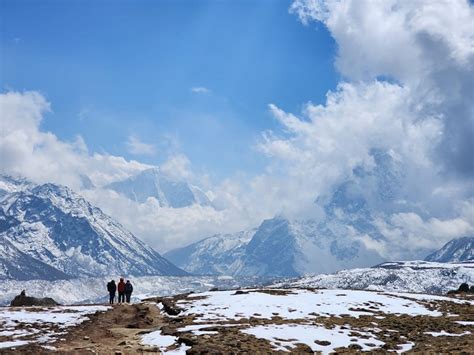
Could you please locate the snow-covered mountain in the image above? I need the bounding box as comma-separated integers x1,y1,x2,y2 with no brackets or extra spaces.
166,151,406,278
105,168,212,208
0,175,187,280
273,260,474,295
425,237,473,262
166,217,385,277
164,230,256,275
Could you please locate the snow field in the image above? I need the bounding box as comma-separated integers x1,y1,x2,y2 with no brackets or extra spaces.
162,288,473,353
241,323,384,354
179,289,446,322
0,305,109,349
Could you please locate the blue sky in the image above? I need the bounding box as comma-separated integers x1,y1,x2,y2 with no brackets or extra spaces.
1,0,338,179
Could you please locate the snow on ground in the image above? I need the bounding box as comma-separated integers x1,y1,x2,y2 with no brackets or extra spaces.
0,340,29,349
140,330,190,354
241,324,384,354
0,305,109,349
160,288,472,352
178,289,448,322
397,342,415,353
274,261,474,295
384,291,474,305
424,330,471,337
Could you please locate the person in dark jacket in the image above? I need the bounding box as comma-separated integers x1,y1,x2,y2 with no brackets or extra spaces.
125,280,133,303
117,278,126,303
107,280,116,304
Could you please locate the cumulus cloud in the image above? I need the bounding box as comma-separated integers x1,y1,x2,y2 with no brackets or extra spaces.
160,154,193,181
290,0,474,176
126,135,157,156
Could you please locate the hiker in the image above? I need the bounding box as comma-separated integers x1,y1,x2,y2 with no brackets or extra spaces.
107,280,116,304
125,280,134,303
117,277,126,303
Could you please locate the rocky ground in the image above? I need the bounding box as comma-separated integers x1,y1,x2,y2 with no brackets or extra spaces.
0,288,473,354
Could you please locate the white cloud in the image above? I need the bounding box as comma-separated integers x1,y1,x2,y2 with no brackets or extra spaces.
372,203,474,259
290,0,474,176
160,154,193,181
190,87,211,94
125,135,157,156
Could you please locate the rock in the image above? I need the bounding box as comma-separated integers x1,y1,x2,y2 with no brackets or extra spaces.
233,290,248,295
458,283,469,292
314,340,331,346
209,287,219,292
161,299,182,316
83,336,90,340
348,344,362,350
178,336,196,346
10,292,59,307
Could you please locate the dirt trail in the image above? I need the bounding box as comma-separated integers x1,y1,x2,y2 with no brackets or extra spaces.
51,302,164,354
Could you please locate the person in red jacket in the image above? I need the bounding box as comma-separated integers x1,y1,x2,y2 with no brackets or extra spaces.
117,278,126,303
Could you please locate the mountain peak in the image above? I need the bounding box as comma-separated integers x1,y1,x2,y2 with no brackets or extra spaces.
105,168,212,208
0,175,187,280
425,237,474,263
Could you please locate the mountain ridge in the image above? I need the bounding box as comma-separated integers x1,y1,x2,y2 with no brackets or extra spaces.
105,168,212,208
165,216,386,277
0,175,187,280
425,236,474,262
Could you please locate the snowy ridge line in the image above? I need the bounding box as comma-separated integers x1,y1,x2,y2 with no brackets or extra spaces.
272,260,474,295
0,175,186,281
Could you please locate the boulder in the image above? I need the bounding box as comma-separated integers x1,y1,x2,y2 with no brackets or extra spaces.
10,290,59,307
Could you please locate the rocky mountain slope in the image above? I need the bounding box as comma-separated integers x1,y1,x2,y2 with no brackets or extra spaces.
164,230,256,275
166,217,385,277
274,260,474,295
105,168,211,208
425,237,474,262
0,175,187,280
167,150,434,277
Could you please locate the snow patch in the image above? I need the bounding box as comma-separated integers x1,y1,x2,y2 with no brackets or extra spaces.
179,289,445,323
242,323,384,354
141,330,190,354
424,331,471,337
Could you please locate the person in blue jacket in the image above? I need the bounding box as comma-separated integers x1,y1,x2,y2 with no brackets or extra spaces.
125,280,134,303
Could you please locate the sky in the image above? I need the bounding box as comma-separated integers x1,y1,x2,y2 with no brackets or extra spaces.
1,0,337,178
1,0,473,257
